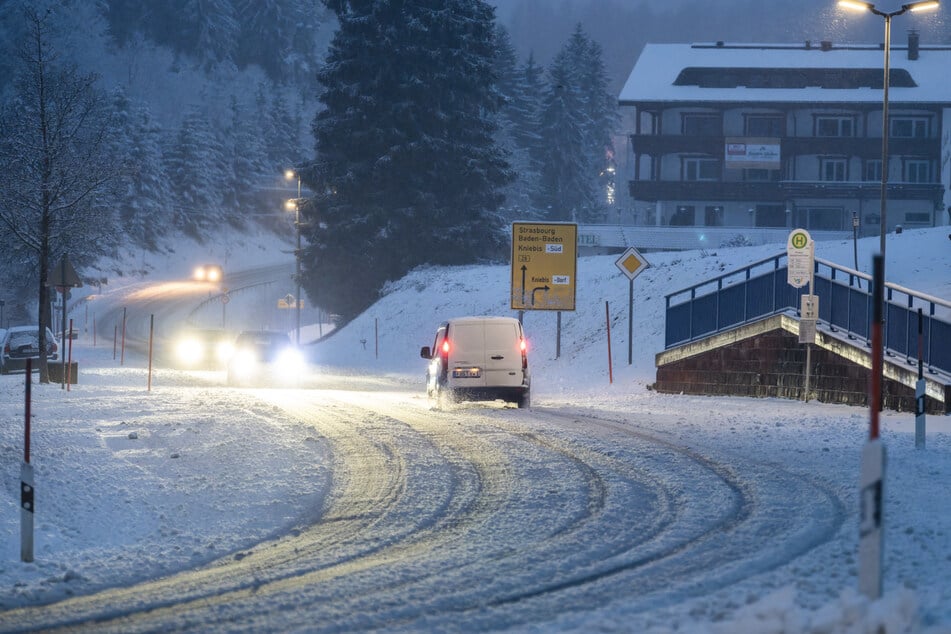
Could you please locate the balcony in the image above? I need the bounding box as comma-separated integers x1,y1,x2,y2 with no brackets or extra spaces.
628,180,784,202
630,133,939,159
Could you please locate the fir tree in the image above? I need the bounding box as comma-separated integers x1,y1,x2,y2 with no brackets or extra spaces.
532,49,594,222
305,0,511,321
164,106,229,240
532,25,618,223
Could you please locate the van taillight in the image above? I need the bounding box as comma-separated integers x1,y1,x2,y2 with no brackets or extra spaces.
520,338,528,369
441,340,450,357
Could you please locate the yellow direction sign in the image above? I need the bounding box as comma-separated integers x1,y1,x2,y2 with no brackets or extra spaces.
511,222,577,311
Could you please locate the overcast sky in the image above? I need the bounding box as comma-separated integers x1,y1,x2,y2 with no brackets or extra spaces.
489,0,951,93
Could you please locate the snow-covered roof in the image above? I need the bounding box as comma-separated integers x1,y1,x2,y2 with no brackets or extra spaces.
619,42,951,105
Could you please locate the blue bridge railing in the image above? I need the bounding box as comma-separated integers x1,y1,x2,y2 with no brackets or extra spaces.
664,253,951,378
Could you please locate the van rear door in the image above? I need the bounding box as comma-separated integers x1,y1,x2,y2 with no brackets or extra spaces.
448,322,488,387
482,320,523,388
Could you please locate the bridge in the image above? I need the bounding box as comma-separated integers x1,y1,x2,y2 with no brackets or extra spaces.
655,253,951,412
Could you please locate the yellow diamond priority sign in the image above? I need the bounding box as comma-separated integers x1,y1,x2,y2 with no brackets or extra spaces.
615,246,649,281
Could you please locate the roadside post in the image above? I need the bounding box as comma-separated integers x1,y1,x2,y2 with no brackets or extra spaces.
915,308,926,449
120,307,127,366
148,314,155,392
510,223,578,359
787,229,816,401
21,359,34,562
67,318,74,391
614,246,650,365
859,254,885,600
605,301,613,384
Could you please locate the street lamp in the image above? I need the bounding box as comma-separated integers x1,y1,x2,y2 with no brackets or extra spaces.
285,168,303,347
837,0,940,273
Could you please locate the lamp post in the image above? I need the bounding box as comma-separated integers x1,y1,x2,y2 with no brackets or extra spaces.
284,169,303,347
852,211,861,288
837,0,940,274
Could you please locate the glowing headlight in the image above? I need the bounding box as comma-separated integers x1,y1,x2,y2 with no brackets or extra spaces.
175,338,204,365
274,348,305,381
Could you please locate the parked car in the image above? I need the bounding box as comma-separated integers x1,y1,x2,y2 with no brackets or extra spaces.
170,328,234,370
0,325,60,374
226,330,304,387
420,316,530,409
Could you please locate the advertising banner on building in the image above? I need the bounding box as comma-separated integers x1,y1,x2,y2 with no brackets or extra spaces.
724,137,781,169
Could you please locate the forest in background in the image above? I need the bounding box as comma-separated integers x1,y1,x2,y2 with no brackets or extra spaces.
2,0,948,324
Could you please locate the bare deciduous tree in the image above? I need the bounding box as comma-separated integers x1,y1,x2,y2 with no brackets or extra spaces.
0,8,119,383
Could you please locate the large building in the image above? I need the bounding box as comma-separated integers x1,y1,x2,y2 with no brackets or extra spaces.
618,35,951,240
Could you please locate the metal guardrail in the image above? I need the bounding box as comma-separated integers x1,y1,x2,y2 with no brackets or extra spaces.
664,253,951,377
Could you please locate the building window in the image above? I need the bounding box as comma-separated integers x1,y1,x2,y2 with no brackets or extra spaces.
815,116,854,137
683,157,719,181
804,207,845,231
682,113,721,136
704,205,723,227
904,212,931,223
745,115,784,136
905,160,930,183
890,117,928,138
754,204,786,228
670,205,695,226
820,158,847,181
864,160,882,182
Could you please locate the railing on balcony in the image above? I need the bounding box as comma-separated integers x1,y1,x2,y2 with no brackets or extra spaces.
664,253,951,377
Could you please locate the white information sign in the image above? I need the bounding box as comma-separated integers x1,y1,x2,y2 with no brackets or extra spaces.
787,229,814,289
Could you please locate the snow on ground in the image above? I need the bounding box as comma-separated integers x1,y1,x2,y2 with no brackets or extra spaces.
1,226,950,632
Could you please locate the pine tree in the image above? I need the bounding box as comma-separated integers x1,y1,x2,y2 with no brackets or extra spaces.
164,106,229,241
228,95,271,230
532,49,594,222
305,0,511,321
564,24,619,221
105,88,178,252
532,25,619,223
492,24,535,222
126,103,174,249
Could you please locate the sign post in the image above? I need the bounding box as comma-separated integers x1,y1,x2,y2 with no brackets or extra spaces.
614,246,650,366
788,229,816,399
46,255,83,389
859,254,886,600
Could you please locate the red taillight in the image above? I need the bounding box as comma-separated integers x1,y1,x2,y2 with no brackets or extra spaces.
520,338,528,369
441,340,450,357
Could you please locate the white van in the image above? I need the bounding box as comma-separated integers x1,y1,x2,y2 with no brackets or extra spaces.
420,316,531,409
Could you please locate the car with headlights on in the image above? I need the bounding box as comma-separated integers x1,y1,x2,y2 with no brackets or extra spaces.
1,325,61,374
192,264,224,283
226,330,304,387
170,328,234,370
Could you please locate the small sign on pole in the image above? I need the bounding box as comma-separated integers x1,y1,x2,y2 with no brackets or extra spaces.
786,229,814,289
615,246,650,366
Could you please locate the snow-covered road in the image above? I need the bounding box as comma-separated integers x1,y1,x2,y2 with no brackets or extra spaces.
2,368,856,632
